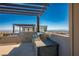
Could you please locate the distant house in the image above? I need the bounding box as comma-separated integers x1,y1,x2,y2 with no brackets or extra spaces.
40,26,47,32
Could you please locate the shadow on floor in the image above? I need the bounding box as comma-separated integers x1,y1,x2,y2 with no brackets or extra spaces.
3,42,36,56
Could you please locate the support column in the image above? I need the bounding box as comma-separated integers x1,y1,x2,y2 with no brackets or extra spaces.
33,26,35,32
13,24,15,33
19,26,21,33
37,16,40,32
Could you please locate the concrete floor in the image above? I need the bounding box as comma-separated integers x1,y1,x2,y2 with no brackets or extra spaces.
0,43,36,56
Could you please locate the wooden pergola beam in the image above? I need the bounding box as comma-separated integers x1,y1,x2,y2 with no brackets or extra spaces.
28,3,49,6
0,3,47,10
0,7,44,13
0,11,41,16
0,9,42,14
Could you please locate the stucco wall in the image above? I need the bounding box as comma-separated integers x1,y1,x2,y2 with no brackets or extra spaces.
0,36,22,44
19,32,35,42
50,34,71,56
0,32,35,44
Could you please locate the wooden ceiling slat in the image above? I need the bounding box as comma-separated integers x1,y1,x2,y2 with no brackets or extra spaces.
0,3,47,10
0,7,44,13
28,3,49,6
0,9,42,14
0,11,41,16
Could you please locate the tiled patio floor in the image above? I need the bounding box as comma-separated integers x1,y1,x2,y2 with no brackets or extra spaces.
0,43,36,56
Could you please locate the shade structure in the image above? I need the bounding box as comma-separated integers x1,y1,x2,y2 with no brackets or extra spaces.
13,24,35,33
0,3,49,32
0,3,48,16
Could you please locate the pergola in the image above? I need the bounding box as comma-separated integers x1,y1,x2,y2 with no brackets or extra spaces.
0,3,49,32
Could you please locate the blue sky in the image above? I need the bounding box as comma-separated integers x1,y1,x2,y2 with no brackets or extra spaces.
0,3,69,31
